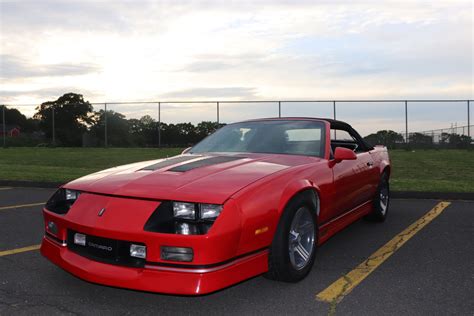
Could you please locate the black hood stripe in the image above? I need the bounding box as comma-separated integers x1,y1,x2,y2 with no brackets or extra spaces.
141,155,201,171
168,156,245,172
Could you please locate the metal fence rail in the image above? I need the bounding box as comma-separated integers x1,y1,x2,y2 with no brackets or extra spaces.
1,99,472,148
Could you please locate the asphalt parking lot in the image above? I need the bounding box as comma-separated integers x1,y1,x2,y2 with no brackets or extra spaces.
0,187,473,315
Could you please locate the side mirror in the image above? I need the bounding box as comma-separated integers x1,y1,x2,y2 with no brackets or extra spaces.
181,147,192,154
334,147,357,162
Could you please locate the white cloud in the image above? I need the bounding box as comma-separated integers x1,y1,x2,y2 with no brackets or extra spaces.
0,0,472,131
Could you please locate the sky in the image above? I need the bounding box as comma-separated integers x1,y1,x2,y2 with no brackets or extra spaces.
0,0,473,135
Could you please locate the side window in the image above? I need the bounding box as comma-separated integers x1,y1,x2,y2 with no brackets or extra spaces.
330,128,366,153
331,129,354,141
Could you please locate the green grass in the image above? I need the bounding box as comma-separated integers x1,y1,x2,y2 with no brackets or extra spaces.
0,148,183,183
0,148,473,192
389,149,474,192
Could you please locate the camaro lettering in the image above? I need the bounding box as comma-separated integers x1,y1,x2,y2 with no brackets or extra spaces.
87,242,113,251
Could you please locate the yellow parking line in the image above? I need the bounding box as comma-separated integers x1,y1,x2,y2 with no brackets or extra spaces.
316,201,451,309
0,202,45,211
0,244,41,257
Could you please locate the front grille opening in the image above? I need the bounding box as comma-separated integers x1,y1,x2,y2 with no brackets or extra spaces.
67,230,145,268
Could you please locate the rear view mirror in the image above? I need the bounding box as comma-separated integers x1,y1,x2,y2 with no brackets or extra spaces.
334,147,357,162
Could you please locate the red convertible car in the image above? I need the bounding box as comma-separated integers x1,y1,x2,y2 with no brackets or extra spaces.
41,118,390,295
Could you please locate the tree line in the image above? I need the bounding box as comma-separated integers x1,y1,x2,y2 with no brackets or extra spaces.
2,93,471,148
2,93,223,147
364,129,472,149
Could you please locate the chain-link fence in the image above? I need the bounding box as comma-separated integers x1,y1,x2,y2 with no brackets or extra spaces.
1,99,472,148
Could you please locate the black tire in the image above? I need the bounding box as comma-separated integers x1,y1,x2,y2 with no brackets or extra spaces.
265,191,318,282
365,172,390,222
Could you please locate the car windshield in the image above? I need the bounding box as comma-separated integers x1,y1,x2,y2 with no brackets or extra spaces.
190,120,326,157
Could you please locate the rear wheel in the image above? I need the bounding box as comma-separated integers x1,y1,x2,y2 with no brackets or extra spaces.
265,192,318,282
366,172,390,222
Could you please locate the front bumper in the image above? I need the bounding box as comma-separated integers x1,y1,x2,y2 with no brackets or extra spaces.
41,236,268,295
40,194,269,294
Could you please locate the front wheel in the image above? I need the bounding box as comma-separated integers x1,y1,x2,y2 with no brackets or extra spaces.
366,172,390,222
265,193,318,282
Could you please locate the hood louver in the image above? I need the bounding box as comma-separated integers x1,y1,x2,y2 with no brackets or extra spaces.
141,155,201,171
168,156,245,172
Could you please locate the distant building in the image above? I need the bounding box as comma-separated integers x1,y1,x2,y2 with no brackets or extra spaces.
0,125,21,137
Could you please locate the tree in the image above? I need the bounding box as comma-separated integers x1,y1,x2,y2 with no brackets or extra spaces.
139,115,158,146
128,115,159,147
0,105,39,132
439,133,472,149
409,132,433,147
89,110,130,147
33,93,94,146
195,121,223,140
364,130,404,149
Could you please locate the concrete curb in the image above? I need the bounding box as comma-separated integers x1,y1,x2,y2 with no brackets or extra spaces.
391,191,474,201
0,180,64,188
1,180,473,200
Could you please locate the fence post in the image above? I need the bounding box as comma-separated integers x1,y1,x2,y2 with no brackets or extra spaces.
468,100,471,139
333,101,337,139
217,102,220,124
2,105,5,148
104,103,108,147
52,107,56,146
278,101,281,118
158,102,161,148
405,101,408,144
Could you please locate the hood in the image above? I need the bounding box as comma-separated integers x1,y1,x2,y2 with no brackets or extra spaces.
65,153,319,204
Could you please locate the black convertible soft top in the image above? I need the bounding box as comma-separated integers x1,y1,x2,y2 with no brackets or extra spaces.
321,118,374,151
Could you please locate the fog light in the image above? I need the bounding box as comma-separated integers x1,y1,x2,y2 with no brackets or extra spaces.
47,221,58,235
74,233,86,246
161,246,193,262
130,244,147,259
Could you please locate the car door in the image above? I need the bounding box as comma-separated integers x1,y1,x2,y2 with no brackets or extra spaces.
330,128,378,216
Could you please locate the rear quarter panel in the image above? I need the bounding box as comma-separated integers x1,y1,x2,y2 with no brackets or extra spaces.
370,145,391,176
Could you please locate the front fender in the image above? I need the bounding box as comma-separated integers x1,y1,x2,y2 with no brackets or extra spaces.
278,179,320,217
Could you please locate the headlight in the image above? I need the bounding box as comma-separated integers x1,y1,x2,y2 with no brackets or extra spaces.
172,202,222,220
173,202,196,219
65,189,80,200
45,188,81,214
200,204,223,220
144,201,224,235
